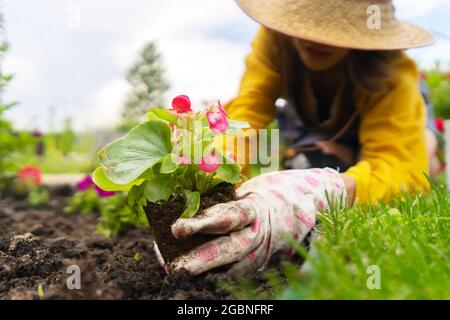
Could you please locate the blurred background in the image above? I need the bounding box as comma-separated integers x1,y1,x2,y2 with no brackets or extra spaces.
1,0,449,174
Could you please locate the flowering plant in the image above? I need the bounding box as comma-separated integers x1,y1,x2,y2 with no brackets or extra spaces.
14,166,49,207
424,69,450,119
17,166,42,186
65,175,117,215
77,175,116,198
93,95,249,218
65,175,148,237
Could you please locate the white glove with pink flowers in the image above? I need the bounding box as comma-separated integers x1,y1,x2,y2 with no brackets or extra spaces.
154,168,347,276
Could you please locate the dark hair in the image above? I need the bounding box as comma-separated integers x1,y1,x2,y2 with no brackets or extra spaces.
274,32,403,98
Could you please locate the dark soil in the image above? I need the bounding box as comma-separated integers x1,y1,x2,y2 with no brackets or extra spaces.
146,184,236,263
0,196,232,300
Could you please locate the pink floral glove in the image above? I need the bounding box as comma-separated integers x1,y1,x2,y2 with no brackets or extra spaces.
154,168,347,276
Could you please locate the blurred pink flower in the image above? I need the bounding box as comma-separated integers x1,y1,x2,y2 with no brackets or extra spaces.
172,95,191,113
77,175,94,191
94,185,116,198
199,153,220,173
207,108,228,133
18,166,42,185
436,118,445,133
78,175,115,197
217,100,227,117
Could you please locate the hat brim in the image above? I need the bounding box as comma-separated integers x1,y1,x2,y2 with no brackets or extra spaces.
236,0,436,50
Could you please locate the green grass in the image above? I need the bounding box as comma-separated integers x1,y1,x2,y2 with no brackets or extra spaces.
228,179,450,300
10,132,98,174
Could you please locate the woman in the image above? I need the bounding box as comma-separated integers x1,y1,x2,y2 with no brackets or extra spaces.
155,0,436,275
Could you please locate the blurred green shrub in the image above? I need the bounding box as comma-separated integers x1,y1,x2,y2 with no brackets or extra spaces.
12,166,49,207
65,176,148,237
425,69,450,119
0,15,37,194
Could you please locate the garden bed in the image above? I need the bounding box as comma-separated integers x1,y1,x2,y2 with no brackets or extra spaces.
0,195,233,300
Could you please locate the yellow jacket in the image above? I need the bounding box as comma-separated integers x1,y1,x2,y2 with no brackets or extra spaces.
225,27,429,203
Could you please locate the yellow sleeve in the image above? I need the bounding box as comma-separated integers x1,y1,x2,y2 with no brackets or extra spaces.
224,26,282,129
344,54,429,203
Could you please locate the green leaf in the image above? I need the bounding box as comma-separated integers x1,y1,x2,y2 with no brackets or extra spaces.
144,175,173,203
160,154,178,174
181,190,201,218
98,121,172,185
216,163,241,184
37,284,44,299
201,140,215,155
93,167,142,191
127,183,146,208
138,168,155,180
147,108,178,125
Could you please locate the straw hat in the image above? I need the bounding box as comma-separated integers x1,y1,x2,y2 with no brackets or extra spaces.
235,0,435,50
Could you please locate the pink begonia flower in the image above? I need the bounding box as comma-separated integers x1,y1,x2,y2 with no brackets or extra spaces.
94,185,116,198
77,175,94,191
435,118,444,134
217,100,227,117
199,153,221,173
178,155,191,165
206,106,228,133
78,175,115,197
172,95,191,113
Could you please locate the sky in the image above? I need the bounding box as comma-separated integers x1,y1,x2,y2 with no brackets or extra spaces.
2,0,450,132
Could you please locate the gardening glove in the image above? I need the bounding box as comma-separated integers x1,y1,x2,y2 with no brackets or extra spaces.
155,168,347,276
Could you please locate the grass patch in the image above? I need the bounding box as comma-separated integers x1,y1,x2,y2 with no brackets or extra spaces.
228,179,450,300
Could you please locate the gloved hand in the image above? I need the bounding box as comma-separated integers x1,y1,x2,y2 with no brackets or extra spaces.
154,168,347,276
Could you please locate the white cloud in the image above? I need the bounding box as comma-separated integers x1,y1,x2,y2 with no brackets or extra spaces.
408,41,450,69
2,0,448,131
161,36,249,107
3,55,36,94
84,77,130,129
3,0,258,131
78,0,257,129
395,0,449,19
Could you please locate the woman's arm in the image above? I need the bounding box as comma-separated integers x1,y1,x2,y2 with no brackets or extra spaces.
344,54,429,203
